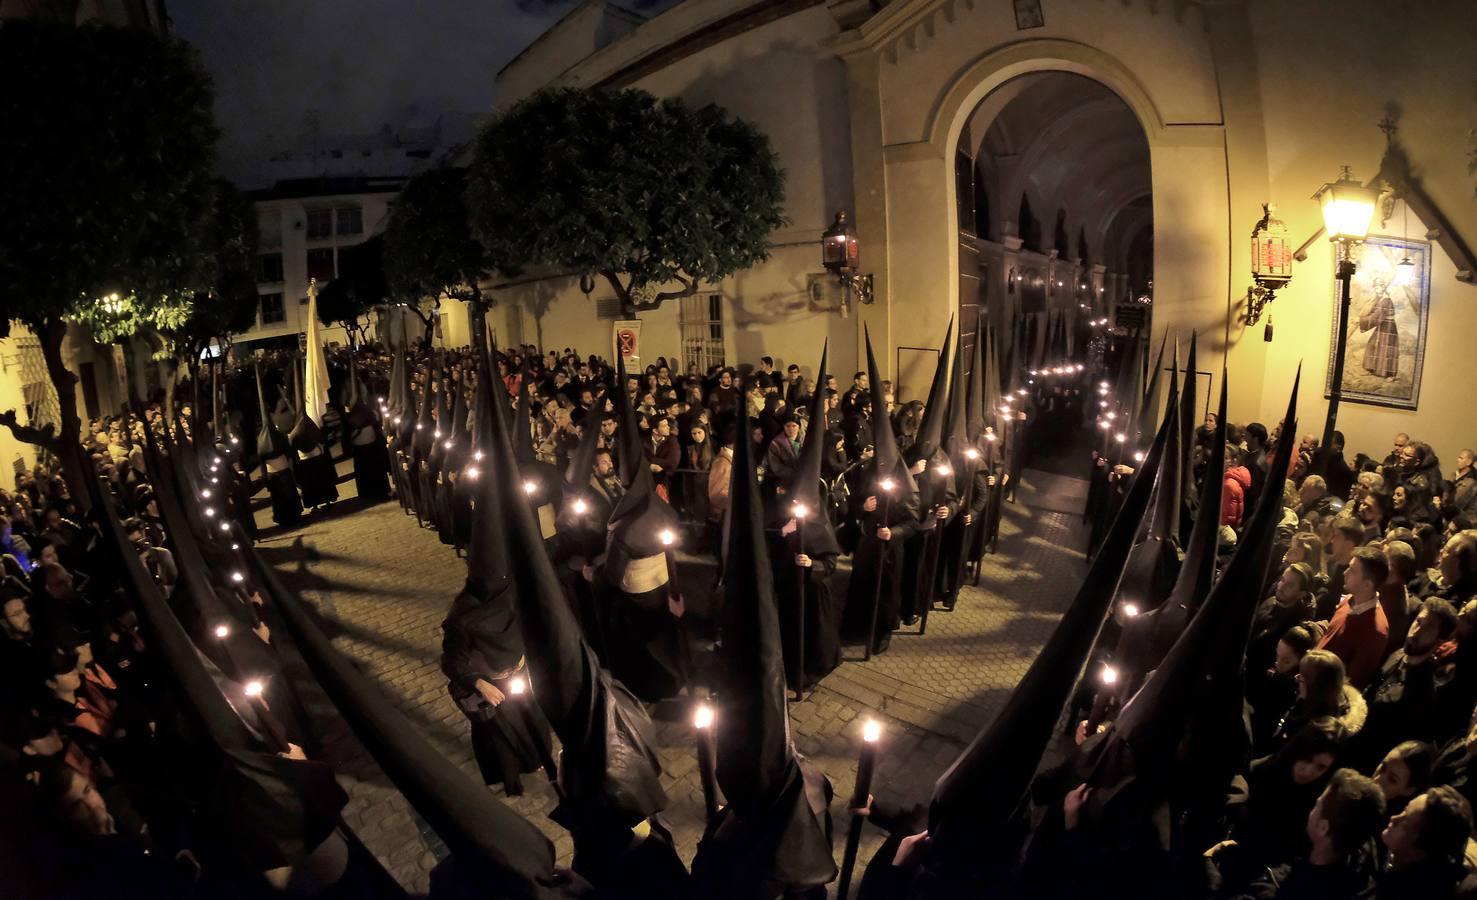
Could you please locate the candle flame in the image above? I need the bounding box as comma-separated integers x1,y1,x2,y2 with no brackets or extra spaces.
474,450,484,461
863,719,881,742
201,489,211,499
244,679,264,698
985,433,998,442
1123,602,1140,617
1115,433,1126,443
204,507,216,518
509,676,527,696
1134,451,1146,463
879,478,896,493
466,466,480,480
1100,665,1119,686
792,503,809,520
523,481,538,496
694,703,714,729
572,498,588,515
964,448,980,459
659,529,676,547
231,571,244,583
935,465,952,477
219,521,230,532
444,440,453,450
214,624,230,639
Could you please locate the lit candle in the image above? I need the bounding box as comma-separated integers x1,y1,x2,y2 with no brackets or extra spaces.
571,497,588,516
214,624,230,639
1122,602,1140,618
201,489,211,499
243,678,288,751
231,571,245,583
466,466,480,480
837,719,883,900
1100,664,1120,686
219,521,230,533
523,480,538,497
204,507,216,518
694,702,721,824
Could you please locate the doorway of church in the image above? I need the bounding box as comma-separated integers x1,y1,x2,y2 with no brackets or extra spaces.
955,71,1153,480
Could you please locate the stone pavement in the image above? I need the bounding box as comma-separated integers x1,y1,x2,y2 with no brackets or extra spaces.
258,466,1088,895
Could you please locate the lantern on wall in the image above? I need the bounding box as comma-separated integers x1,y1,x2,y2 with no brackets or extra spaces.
1246,203,1290,329
1315,167,1379,243
820,210,873,316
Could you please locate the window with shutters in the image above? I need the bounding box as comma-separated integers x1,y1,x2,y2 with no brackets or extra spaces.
260,293,285,325
679,293,725,374
305,208,333,239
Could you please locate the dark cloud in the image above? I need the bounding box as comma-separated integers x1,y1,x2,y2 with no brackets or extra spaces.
172,0,584,184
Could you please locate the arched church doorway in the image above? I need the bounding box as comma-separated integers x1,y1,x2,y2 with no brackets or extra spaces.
954,72,1151,385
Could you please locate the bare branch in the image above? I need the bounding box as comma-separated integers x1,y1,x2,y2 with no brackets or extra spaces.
0,409,60,452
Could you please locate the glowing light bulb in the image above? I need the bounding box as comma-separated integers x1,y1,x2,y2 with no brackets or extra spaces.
863,719,881,742
659,529,675,547
214,624,230,639
694,703,714,729
509,676,527,696
1100,665,1119,686
244,679,264,698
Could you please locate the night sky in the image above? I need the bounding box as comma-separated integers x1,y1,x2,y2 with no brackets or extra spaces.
172,0,678,186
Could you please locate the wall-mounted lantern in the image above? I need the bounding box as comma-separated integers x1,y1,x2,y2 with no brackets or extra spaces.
821,210,874,317
1247,203,1291,331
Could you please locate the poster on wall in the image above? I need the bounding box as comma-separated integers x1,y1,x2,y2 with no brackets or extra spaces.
614,319,641,372
1325,235,1432,411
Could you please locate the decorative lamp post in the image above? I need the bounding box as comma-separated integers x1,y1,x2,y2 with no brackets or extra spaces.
1314,166,1379,461
822,211,874,317
1247,203,1292,334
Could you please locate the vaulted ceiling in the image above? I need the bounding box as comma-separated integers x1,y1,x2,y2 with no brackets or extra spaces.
967,72,1151,272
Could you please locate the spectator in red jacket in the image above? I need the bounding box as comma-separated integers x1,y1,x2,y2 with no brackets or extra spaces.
1222,443,1252,530
1318,546,1392,689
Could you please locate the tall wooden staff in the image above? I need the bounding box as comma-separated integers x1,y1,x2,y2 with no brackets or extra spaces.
791,500,809,701
863,478,897,662
836,719,882,900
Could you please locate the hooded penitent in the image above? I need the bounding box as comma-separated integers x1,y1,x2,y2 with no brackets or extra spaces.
904,361,1174,897
1134,332,1168,446
787,342,840,556
1072,371,1301,894
611,353,645,488
255,363,292,468
864,325,916,499
513,379,563,537
907,319,954,465
1112,376,1227,693
691,390,836,898
475,340,675,889
1177,335,1199,548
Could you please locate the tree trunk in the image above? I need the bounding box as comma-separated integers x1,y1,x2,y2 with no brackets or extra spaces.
39,317,91,514
468,298,488,359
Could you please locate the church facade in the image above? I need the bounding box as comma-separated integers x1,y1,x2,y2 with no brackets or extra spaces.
483,0,1477,464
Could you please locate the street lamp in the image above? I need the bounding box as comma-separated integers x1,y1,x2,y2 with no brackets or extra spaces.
821,210,874,317
1315,166,1379,461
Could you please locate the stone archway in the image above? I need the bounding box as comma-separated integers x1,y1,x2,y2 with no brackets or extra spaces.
860,37,1231,400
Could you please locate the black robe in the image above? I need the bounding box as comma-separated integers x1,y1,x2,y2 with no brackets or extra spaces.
440,587,552,796
773,525,842,692
264,462,303,527
293,445,339,508
346,422,391,501
841,486,921,652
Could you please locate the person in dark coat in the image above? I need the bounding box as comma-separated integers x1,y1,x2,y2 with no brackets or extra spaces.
841,330,921,656
253,365,302,528
440,583,551,797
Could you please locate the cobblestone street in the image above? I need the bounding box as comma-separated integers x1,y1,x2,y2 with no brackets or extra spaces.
259,465,1088,894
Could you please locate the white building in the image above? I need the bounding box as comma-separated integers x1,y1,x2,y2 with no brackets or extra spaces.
245,177,403,351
